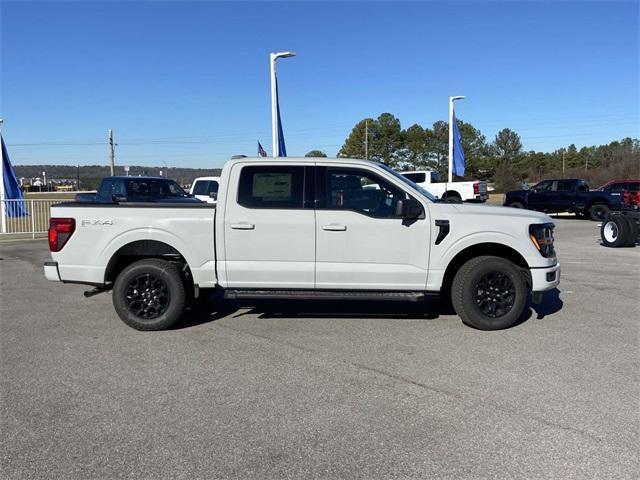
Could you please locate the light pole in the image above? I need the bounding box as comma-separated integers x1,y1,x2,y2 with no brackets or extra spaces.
448,95,465,183
270,51,296,157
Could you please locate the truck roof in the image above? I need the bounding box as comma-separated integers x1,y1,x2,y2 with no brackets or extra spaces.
228,157,377,166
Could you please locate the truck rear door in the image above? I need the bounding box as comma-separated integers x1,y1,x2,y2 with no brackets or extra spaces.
222,163,316,288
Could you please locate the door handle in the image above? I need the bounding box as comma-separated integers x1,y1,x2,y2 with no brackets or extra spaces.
231,222,255,230
322,224,347,231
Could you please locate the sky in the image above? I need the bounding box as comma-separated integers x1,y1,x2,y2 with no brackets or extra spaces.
1,0,638,169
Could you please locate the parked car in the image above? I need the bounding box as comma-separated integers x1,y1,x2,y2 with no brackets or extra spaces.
503,178,623,220
401,170,488,203
75,177,202,204
597,179,640,206
45,157,560,332
189,176,220,203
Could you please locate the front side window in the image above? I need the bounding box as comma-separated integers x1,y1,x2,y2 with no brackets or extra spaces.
325,168,405,218
237,165,304,209
534,181,552,192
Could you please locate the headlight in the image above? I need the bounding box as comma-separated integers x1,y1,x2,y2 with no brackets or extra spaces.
529,223,555,258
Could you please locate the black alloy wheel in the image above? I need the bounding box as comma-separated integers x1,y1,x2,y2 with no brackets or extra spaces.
473,271,516,318
124,274,171,319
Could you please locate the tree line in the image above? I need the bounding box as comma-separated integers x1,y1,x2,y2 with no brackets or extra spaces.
314,113,639,190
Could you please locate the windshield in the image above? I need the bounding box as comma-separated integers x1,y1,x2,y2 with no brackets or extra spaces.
378,164,437,202
126,179,189,198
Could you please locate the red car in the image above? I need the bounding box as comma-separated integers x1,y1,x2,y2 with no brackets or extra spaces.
598,179,640,206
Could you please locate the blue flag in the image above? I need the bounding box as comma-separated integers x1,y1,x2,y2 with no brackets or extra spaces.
275,76,287,157
258,141,267,157
452,111,465,177
1,134,28,217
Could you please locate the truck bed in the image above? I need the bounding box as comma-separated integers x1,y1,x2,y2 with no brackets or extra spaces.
48,202,217,288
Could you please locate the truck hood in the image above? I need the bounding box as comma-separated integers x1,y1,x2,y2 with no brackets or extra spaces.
445,202,552,224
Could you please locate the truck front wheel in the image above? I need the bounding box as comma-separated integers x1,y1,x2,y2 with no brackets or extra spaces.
113,258,186,331
451,256,528,330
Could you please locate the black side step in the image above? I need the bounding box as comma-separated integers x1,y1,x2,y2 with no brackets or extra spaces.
223,289,426,302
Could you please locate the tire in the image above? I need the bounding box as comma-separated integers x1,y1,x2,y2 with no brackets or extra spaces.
508,202,524,209
621,215,638,247
600,216,629,248
589,204,609,221
112,258,186,331
451,256,528,330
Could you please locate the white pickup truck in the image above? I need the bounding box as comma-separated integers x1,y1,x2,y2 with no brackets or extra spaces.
401,170,488,202
44,157,560,331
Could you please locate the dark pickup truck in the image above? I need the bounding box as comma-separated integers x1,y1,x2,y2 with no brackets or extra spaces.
75,176,201,204
503,178,623,220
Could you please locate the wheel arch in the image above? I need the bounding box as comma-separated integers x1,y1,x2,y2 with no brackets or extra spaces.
442,190,462,199
104,240,192,286
441,242,531,295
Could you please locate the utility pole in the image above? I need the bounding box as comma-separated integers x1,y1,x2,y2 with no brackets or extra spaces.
109,129,115,176
562,150,565,173
364,119,369,160
76,164,80,191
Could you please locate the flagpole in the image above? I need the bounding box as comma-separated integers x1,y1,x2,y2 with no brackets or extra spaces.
448,96,465,183
0,119,6,233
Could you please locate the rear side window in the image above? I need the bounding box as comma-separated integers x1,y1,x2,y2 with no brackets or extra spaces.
556,180,574,191
193,180,219,196
237,166,305,209
403,172,426,183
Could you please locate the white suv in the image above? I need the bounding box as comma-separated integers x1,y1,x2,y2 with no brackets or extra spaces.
190,176,220,203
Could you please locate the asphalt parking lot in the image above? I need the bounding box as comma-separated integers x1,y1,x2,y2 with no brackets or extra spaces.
1,217,639,479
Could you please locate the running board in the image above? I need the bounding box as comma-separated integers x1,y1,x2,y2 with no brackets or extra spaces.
223,289,426,302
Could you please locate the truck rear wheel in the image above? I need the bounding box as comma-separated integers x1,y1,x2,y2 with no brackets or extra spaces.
113,258,186,331
451,256,527,330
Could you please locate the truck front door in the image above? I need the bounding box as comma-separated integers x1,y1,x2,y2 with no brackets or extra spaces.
527,180,554,211
314,166,430,290
223,163,315,288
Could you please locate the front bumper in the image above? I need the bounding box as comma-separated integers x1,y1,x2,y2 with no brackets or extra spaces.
44,262,61,282
530,262,561,292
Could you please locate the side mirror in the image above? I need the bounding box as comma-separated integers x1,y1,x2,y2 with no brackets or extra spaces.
209,192,218,200
112,194,127,203
396,198,423,219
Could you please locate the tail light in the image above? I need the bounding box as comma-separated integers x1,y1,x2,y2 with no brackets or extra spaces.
48,218,75,252
473,182,479,195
